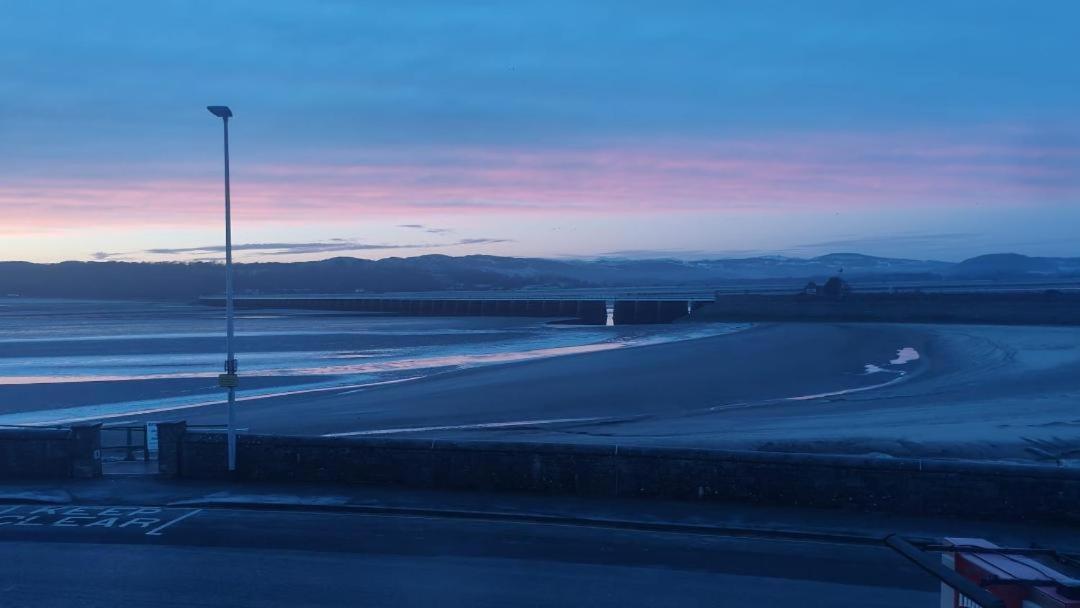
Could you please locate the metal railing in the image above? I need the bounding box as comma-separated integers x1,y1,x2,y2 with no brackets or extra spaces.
886,535,1080,608
100,423,230,460
100,423,152,462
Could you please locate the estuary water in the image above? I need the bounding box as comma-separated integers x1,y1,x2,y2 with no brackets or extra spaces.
0,298,744,425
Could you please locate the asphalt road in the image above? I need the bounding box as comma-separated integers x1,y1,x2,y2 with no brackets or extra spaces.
0,504,937,607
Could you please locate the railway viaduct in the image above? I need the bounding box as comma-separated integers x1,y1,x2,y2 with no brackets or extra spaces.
199,295,713,325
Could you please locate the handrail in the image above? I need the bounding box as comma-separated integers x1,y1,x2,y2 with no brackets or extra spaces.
100,424,151,462
885,535,1006,608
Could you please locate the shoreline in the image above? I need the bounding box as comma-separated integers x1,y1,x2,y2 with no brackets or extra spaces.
152,321,1079,464
0,321,749,425
139,322,927,436
3,313,1079,464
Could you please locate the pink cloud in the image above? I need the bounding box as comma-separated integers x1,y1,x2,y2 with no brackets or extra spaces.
3,130,1077,232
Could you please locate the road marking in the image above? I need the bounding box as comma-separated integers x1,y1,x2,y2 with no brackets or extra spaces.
0,505,201,537
145,508,202,536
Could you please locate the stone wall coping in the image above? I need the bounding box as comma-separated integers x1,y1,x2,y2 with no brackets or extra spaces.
0,428,73,441
181,431,1080,481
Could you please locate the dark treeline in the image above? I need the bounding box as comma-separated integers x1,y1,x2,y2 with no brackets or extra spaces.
0,257,587,299
2,253,1077,300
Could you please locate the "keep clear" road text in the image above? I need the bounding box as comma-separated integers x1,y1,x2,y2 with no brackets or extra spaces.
0,505,201,536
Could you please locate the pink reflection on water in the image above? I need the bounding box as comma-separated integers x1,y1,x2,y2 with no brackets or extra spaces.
0,341,625,385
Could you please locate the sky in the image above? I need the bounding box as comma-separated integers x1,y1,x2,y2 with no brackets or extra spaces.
1,1,1078,263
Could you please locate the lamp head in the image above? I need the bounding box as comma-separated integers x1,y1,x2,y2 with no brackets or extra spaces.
207,105,233,119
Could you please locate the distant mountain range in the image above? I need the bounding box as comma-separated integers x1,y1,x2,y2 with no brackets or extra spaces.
1,253,1078,299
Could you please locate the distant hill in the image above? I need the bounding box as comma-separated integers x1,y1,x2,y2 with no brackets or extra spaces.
0,253,1077,299
947,254,1080,278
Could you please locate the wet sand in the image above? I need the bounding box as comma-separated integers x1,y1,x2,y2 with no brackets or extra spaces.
369,322,1080,464
9,320,1080,463
124,323,934,441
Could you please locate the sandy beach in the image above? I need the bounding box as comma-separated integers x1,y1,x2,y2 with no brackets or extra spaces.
4,299,1079,464
51,320,1073,464
27,321,1045,464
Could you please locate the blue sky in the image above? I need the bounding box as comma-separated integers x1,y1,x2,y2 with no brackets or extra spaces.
1,1,1078,262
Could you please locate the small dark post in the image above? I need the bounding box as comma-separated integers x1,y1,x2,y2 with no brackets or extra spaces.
125,427,135,461
70,424,102,479
143,426,150,462
157,421,188,478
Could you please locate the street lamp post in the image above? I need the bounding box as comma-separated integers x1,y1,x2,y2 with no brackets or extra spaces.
207,105,238,471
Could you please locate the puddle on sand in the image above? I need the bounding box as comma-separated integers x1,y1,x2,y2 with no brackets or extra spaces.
890,347,920,365
864,347,921,376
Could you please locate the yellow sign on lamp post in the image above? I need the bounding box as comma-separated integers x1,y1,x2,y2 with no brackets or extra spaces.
217,373,239,389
